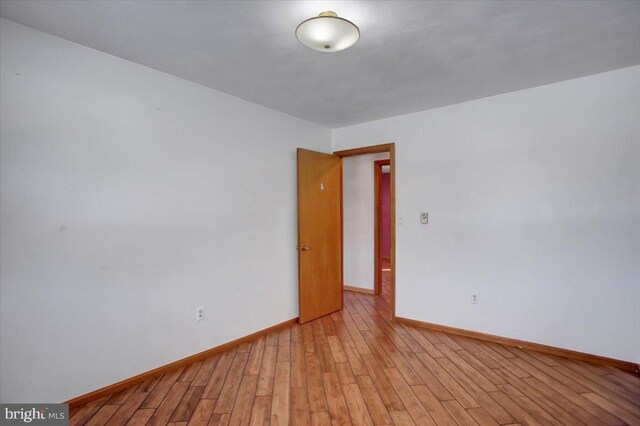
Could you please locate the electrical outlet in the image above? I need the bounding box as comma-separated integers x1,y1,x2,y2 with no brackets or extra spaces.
196,306,204,321
420,212,428,224
471,294,479,304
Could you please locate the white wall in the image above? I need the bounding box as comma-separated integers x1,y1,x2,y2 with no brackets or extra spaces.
343,153,389,290
0,19,331,403
333,66,640,363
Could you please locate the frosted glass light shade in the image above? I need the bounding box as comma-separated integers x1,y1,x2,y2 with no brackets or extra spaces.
296,11,359,53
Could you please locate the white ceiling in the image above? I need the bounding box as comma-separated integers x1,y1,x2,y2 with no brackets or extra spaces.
1,1,639,128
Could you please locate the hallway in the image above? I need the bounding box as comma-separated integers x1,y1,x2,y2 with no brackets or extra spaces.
69,268,640,425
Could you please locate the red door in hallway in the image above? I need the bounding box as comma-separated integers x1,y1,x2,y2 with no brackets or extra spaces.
297,148,343,324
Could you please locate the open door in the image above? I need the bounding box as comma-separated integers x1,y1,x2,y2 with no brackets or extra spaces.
297,148,343,324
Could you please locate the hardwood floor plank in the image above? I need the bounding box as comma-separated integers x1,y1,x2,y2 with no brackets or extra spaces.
361,353,405,411
178,361,203,383
192,354,221,387
389,410,416,426
399,323,444,358
316,343,337,373
605,373,640,396
520,376,614,426
311,412,332,426
376,336,422,386
107,392,149,426
265,331,279,346
435,355,515,424
440,400,479,426
515,361,625,425
350,313,370,333
322,372,352,426
418,328,443,345
148,382,189,426
431,331,464,351
396,346,454,402
523,349,560,367
270,362,291,426
488,391,544,426
435,343,498,392
248,395,271,426
602,366,640,390
321,316,336,336
203,351,237,400
256,345,277,396
343,383,374,426
228,374,259,426
106,385,138,405
582,392,640,426
383,368,436,425
416,352,479,409
552,363,640,414
508,349,589,393
208,413,231,425
141,369,184,409
70,396,110,426
305,351,329,413
85,404,119,426
137,375,162,393
456,350,507,386
126,409,156,426
170,386,205,423
291,387,312,426
336,361,357,385
313,321,329,346
186,399,216,425
245,336,265,376
237,342,253,353
342,339,368,376
214,352,250,413
494,368,581,426
276,327,291,363
450,336,502,369
292,358,308,389
345,319,373,355
410,385,457,426
382,323,424,356
484,342,517,359
303,323,316,353
496,384,558,426
328,335,349,363
330,314,352,342
467,407,500,426
363,332,395,369
355,375,394,426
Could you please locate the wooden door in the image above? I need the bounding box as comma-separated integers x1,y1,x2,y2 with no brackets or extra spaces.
297,148,343,324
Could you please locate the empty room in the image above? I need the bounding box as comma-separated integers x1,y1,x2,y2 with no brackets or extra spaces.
0,1,639,425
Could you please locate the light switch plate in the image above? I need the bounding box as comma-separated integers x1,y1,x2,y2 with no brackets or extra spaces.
420,212,428,224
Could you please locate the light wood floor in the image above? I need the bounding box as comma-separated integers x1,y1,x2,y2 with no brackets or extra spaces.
70,267,640,425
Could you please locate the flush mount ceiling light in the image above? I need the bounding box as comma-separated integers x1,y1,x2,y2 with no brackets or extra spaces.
295,11,359,53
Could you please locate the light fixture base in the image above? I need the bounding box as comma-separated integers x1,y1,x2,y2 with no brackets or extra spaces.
318,11,338,17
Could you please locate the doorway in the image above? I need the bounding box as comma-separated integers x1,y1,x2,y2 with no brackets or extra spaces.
334,143,396,320
374,159,391,297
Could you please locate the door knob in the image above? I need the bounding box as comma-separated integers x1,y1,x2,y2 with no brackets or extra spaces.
297,244,310,251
